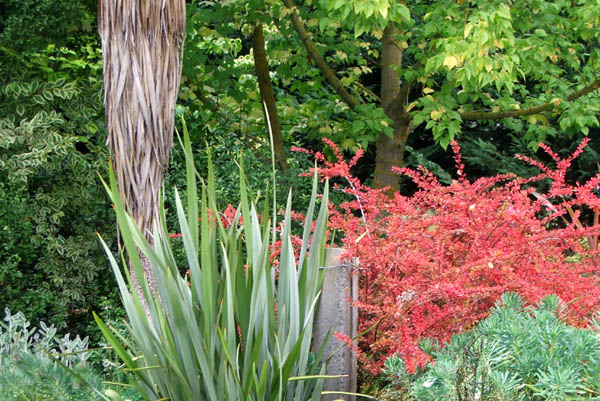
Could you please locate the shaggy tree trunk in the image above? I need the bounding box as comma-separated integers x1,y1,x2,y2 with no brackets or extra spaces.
252,23,288,170
374,24,412,191
98,0,186,300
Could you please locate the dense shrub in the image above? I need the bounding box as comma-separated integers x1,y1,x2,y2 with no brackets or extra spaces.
0,41,119,332
0,309,100,401
0,352,105,401
0,308,142,401
0,0,95,52
298,138,600,374
381,293,600,401
0,183,40,315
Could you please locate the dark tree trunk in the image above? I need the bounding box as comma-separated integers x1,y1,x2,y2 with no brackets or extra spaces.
374,24,412,191
252,23,288,170
374,118,412,190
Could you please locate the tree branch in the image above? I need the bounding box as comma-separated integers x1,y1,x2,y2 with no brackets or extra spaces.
352,80,382,103
460,78,600,121
193,87,219,112
281,0,360,109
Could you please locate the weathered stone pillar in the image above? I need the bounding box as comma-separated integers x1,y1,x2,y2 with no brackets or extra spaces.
314,248,358,401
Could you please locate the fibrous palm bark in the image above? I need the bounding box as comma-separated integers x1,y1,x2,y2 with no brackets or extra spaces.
98,0,186,292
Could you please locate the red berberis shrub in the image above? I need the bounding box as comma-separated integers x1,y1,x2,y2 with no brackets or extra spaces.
295,138,600,374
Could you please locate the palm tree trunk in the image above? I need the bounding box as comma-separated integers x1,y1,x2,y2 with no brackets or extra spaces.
98,0,186,297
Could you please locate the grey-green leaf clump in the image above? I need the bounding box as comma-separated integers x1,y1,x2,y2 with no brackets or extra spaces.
0,309,113,401
96,122,331,401
382,293,600,401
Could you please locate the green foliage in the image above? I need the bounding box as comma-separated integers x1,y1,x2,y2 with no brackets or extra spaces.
165,116,322,227
173,0,600,208
0,0,96,52
319,0,411,37
382,293,600,401
186,0,600,160
182,0,388,155
0,182,40,315
0,40,116,331
0,308,143,401
96,127,331,400
0,308,103,401
0,309,90,366
0,352,105,401
401,0,600,147
403,127,600,194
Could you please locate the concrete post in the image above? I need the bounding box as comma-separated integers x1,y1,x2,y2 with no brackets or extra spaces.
313,248,358,401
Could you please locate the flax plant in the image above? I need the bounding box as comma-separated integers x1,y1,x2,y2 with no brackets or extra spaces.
95,127,330,401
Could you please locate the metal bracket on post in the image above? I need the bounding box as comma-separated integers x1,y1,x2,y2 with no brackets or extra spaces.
313,248,358,401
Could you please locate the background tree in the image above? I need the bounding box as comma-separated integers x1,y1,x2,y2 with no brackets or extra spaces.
181,0,600,191
179,0,393,194
281,0,600,189
98,0,186,291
